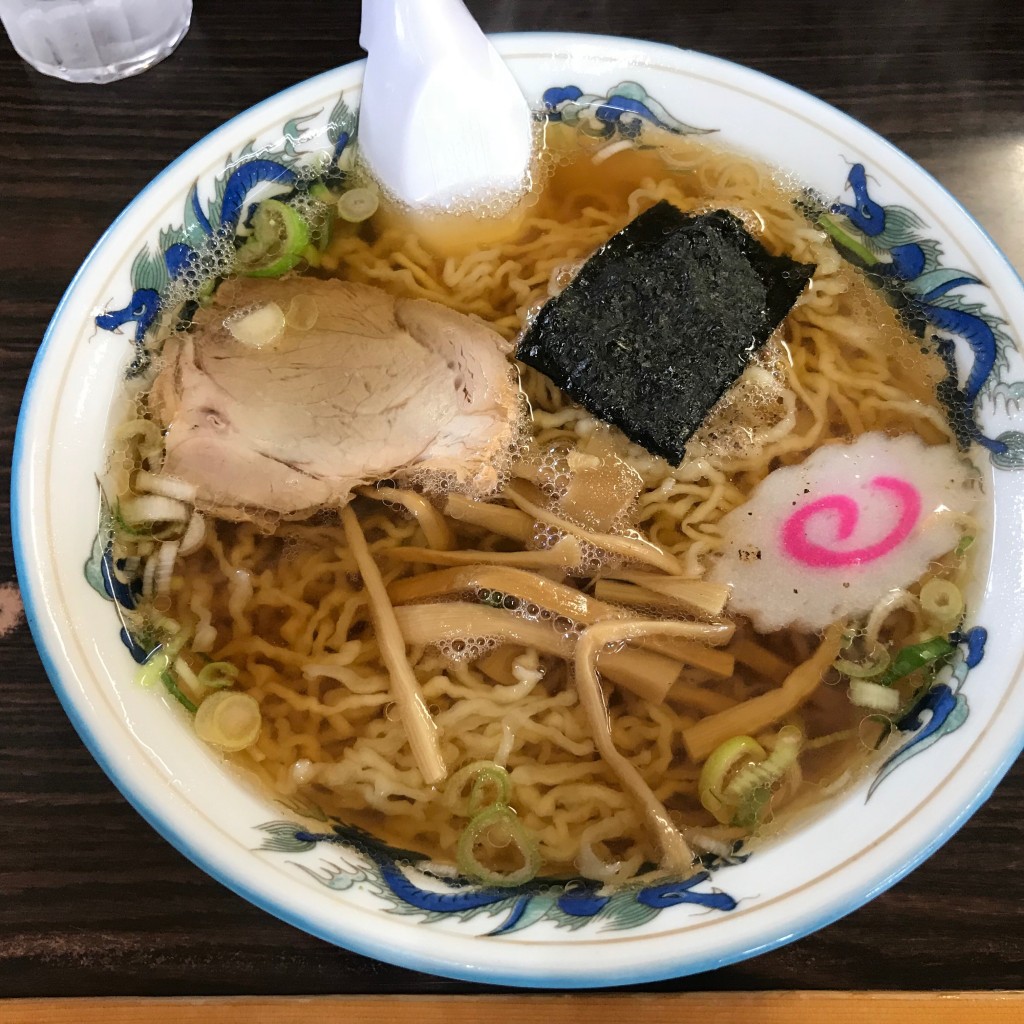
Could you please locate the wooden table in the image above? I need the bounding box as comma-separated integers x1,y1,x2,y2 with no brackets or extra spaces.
2,0,1023,1009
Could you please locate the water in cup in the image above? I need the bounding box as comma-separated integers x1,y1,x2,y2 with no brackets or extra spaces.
0,0,192,83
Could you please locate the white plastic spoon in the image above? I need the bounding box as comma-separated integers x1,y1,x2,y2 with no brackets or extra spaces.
358,0,533,210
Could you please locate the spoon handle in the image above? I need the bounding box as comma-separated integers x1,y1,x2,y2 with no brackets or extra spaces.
358,0,532,209
361,0,482,56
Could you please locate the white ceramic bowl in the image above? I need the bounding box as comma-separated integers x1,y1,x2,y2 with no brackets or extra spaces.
14,33,1024,987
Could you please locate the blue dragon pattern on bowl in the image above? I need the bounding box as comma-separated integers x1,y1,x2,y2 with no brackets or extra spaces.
85,79,1020,935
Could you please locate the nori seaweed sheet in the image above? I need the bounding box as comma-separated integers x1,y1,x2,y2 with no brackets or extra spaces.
516,201,816,464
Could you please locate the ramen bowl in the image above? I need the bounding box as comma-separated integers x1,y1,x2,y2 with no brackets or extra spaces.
13,33,1024,987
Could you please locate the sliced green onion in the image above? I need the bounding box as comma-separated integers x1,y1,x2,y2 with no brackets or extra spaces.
955,534,975,557
835,639,891,679
197,276,218,305
136,650,170,689
194,690,261,751
306,188,334,251
119,494,190,527
309,183,336,205
733,786,772,829
716,724,802,827
920,579,964,630
174,657,203,693
444,760,511,812
161,670,198,714
111,502,152,538
849,679,901,712
722,725,803,805
235,199,311,278
468,766,511,816
178,511,206,556
155,618,186,649
337,187,379,223
878,636,954,687
817,212,879,266
152,540,179,597
197,661,240,689
698,735,766,825
134,470,197,504
456,805,540,887
136,626,189,674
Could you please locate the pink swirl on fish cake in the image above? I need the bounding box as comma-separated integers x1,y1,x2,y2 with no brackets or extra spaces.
781,476,922,569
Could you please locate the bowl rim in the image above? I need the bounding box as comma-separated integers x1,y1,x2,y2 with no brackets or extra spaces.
12,30,1024,988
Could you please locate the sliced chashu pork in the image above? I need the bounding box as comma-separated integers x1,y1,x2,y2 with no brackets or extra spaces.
150,277,519,520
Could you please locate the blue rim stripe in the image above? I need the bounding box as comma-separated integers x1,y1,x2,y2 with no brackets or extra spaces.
11,32,1024,988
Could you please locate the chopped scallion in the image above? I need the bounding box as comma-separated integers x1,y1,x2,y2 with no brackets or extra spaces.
698,735,767,825
444,760,510,812
309,183,336,205
849,679,901,712
456,805,540,887
161,670,198,714
235,199,310,278
919,579,964,630
111,502,153,538
877,636,954,687
194,690,261,750
835,639,890,679
733,785,771,829
337,187,379,223
468,765,511,816
197,661,240,689
722,726,803,806
136,650,170,689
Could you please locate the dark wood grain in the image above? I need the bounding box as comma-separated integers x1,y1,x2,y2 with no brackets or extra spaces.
2,0,1023,999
